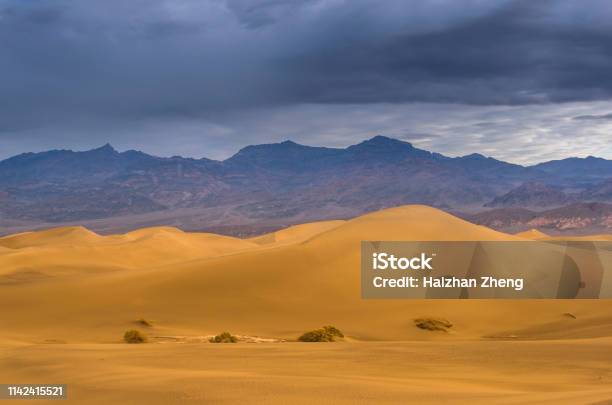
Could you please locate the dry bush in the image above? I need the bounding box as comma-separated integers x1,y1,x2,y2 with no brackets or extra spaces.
209,332,238,343
298,325,344,342
124,329,147,343
414,318,453,332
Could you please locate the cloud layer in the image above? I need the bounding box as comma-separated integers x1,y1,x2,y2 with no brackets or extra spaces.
1,0,612,161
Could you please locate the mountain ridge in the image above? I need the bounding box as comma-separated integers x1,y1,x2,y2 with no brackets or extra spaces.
1,135,611,230
465,202,612,234
6,135,607,167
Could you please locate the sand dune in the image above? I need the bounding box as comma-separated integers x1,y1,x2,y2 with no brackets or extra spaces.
515,228,612,242
0,226,257,280
249,220,345,245
515,228,549,239
1,205,609,340
0,226,104,248
1,205,611,404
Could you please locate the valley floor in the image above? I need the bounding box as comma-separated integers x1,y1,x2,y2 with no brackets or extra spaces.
1,339,611,405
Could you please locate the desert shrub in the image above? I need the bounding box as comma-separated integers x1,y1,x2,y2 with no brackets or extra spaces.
322,325,344,338
209,332,238,343
135,318,153,327
298,329,333,342
414,318,452,332
124,329,147,343
298,325,344,342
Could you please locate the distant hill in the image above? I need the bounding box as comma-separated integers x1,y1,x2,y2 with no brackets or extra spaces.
580,178,612,201
532,156,612,183
0,135,611,233
484,182,574,208
465,202,612,234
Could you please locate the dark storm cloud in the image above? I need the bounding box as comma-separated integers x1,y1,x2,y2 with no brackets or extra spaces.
1,0,612,160
280,0,612,105
227,0,316,28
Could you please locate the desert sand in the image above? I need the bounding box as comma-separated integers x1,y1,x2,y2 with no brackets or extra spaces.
515,229,550,240
1,205,611,404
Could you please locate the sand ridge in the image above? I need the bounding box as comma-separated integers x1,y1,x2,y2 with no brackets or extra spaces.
515,228,550,239
0,225,259,279
249,220,345,245
515,228,612,241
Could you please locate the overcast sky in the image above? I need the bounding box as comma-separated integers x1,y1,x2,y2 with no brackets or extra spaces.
1,0,612,164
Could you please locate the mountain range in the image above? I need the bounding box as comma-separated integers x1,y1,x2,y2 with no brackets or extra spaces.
1,135,611,235
464,202,612,234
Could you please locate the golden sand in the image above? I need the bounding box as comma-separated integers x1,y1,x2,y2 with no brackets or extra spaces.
1,205,611,404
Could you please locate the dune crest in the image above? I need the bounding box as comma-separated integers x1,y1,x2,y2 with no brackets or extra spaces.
0,224,258,280
249,220,345,245
307,205,519,246
515,229,549,239
0,226,103,248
